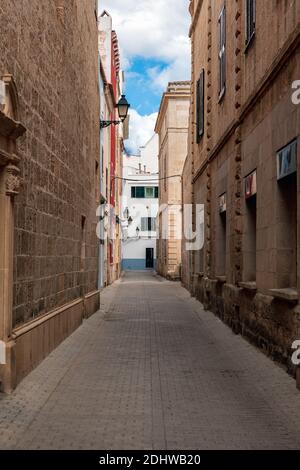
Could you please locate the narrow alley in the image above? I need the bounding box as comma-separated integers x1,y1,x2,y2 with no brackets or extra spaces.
0,271,300,450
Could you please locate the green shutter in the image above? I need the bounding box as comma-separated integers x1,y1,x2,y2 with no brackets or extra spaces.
136,187,145,198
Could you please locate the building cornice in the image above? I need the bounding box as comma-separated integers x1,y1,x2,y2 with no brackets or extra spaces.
189,0,204,38
155,91,191,134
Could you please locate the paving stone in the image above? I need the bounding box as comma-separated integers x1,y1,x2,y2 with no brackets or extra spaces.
0,271,300,450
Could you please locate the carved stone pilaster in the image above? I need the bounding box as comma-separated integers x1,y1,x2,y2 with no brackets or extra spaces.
0,74,25,393
5,164,21,196
57,7,65,22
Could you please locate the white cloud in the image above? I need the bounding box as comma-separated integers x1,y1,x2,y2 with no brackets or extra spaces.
147,55,190,92
99,0,191,90
99,0,191,153
125,110,158,154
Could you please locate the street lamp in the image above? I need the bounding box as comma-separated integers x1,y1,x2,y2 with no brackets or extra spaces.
100,95,130,129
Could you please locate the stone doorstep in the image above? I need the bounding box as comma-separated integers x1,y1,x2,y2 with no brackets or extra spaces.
239,281,257,291
216,275,226,284
266,288,299,302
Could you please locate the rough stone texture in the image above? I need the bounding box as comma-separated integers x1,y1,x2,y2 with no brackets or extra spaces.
0,0,100,327
0,271,300,449
155,82,190,280
185,0,300,374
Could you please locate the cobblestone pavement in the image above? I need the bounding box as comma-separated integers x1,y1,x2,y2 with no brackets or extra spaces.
1,270,300,450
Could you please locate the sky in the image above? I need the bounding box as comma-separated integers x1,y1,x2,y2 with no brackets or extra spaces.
99,0,191,154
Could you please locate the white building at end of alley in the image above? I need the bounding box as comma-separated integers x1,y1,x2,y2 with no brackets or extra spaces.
121,134,159,271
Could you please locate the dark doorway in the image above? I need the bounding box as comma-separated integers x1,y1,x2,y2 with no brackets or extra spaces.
146,248,154,269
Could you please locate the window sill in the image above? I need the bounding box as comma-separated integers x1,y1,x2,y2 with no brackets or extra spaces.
245,32,255,54
239,281,257,292
266,288,298,303
218,87,226,103
197,133,204,145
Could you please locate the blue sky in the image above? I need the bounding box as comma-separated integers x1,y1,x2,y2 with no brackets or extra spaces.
125,57,167,115
99,0,191,153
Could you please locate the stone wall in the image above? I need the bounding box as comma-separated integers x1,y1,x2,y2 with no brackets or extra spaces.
186,0,300,380
0,0,100,328
156,83,190,280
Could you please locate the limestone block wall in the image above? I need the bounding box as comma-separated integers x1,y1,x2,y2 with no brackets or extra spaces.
0,0,100,389
187,0,300,380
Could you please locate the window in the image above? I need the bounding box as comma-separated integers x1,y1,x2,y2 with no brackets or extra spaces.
196,69,205,143
145,187,155,198
105,168,108,200
164,155,167,191
218,5,226,100
217,193,227,276
246,0,256,48
95,161,99,201
101,147,104,177
275,140,297,289
131,186,144,198
277,140,297,181
80,216,86,272
131,186,159,199
141,217,156,232
244,171,257,282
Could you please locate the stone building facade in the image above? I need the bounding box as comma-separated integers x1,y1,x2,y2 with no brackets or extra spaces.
98,11,127,287
0,0,100,391
184,0,300,385
155,82,190,280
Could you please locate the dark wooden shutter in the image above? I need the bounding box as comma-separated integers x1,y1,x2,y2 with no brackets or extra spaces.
196,69,205,143
219,5,226,96
246,0,256,45
136,186,145,198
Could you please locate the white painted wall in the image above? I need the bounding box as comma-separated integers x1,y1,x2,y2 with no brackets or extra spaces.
121,134,159,269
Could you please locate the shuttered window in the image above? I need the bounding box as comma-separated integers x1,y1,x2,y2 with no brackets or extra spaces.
218,5,226,99
131,187,158,199
246,0,256,47
141,217,156,232
196,69,205,143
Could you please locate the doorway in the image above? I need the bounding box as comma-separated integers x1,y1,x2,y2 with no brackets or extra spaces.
146,248,154,269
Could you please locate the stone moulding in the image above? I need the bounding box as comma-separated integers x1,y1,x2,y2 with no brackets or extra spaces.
5,290,100,392
12,298,84,340
0,74,26,393
5,164,22,196
84,290,100,319
10,298,85,391
0,110,26,140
